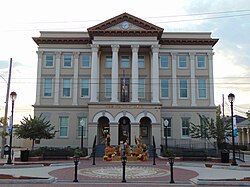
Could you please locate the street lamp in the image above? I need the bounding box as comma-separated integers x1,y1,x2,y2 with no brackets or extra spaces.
80,119,86,150
228,93,238,166
163,119,169,151
6,91,17,164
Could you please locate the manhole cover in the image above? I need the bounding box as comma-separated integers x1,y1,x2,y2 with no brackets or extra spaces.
79,166,169,179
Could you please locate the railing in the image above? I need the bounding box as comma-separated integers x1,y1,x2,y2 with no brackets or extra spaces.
152,136,156,165
235,150,245,162
162,138,216,149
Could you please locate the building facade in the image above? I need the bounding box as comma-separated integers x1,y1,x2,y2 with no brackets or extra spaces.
33,13,218,150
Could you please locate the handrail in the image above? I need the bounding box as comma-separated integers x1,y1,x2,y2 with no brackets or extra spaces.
153,136,156,165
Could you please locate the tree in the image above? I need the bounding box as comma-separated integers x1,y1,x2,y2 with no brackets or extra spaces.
14,114,55,149
190,106,231,148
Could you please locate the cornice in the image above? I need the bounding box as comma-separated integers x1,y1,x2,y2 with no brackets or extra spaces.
32,37,91,45
159,38,219,46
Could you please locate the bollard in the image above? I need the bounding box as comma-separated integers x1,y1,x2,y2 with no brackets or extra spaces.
168,157,175,183
73,155,80,182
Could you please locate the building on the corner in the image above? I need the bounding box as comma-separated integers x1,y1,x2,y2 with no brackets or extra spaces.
32,13,218,152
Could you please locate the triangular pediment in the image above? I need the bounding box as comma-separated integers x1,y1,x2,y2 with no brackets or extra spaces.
87,13,164,39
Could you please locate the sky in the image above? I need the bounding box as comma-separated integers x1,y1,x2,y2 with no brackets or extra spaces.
0,0,250,123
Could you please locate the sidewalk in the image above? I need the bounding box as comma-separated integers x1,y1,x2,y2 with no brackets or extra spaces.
0,151,249,186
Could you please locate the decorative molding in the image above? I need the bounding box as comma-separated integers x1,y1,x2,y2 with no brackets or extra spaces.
160,38,219,46
33,37,91,45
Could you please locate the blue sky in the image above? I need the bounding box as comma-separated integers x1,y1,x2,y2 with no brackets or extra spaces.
0,0,250,122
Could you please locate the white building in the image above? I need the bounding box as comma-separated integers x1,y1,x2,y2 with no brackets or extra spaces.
33,13,218,151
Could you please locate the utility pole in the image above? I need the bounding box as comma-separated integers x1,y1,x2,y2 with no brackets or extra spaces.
1,58,12,159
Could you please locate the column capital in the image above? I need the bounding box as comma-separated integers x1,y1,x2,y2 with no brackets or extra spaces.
73,52,80,59
131,44,139,52
111,44,120,52
36,51,43,58
91,44,99,52
189,52,196,60
171,52,177,57
55,52,61,59
151,45,160,53
207,52,214,60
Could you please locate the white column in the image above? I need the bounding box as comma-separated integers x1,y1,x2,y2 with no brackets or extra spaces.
109,122,118,145
72,52,79,105
111,44,119,102
131,123,140,146
131,44,139,102
171,53,177,106
90,44,99,102
189,52,196,106
247,130,250,145
35,51,43,105
151,45,160,103
208,52,215,106
54,52,61,105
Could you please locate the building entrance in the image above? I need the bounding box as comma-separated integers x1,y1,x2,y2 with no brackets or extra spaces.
97,117,110,145
118,117,131,145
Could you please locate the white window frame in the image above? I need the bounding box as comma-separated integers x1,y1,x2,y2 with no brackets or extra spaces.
59,116,69,138
77,117,87,138
160,79,169,98
181,117,190,138
81,54,91,68
197,79,207,99
196,55,206,69
138,55,145,68
45,54,54,68
160,55,169,68
105,78,112,98
138,78,145,98
81,78,90,98
178,55,188,69
105,55,112,68
120,55,130,68
179,79,188,98
44,78,53,97
62,78,71,97
63,55,72,68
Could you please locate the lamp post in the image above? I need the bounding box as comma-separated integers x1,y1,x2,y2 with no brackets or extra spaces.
6,91,17,165
121,143,127,183
73,155,80,182
228,93,238,166
163,119,169,151
80,119,86,150
168,157,175,183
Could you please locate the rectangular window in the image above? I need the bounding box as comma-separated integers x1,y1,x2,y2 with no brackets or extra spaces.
81,78,89,97
179,79,188,98
182,117,190,137
178,55,187,68
63,78,71,97
163,118,171,137
78,117,87,137
138,55,145,68
160,79,169,98
105,55,112,68
105,78,112,98
44,78,52,97
59,117,69,137
138,78,145,98
198,79,206,98
160,55,169,68
121,56,130,68
45,55,54,67
197,55,206,68
82,55,91,68
63,55,72,67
